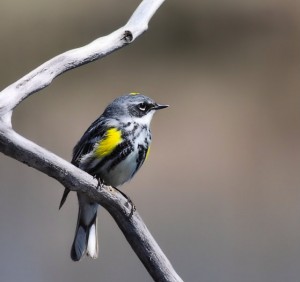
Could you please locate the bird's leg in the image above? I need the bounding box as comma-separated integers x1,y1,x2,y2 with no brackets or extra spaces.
113,186,136,218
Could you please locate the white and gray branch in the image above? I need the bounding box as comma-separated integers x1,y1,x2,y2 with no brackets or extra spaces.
0,0,184,281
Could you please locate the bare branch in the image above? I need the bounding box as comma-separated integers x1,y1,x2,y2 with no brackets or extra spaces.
0,0,184,281
0,126,183,282
0,0,165,117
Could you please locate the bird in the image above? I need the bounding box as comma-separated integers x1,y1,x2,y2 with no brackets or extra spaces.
59,93,168,261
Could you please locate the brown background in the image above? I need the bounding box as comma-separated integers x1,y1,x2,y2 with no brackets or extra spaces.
1,0,300,281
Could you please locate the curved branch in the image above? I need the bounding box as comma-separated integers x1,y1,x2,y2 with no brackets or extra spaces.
0,0,165,117
0,126,183,282
0,0,184,281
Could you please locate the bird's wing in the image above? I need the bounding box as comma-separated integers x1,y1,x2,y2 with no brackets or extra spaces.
72,117,107,165
60,117,107,209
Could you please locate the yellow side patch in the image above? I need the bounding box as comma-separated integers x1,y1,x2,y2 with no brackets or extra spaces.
129,92,140,95
145,146,150,160
95,128,122,158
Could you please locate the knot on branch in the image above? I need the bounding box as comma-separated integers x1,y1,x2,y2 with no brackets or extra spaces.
123,30,133,43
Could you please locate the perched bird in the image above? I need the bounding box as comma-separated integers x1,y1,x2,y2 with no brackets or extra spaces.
59,93,168,261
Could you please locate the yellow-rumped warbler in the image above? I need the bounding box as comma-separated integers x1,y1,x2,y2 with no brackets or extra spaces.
59,93,168,261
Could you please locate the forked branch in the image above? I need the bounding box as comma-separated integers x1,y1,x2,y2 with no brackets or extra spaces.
0,1,184,281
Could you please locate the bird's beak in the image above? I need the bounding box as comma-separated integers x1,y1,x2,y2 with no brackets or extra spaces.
153,104,169,110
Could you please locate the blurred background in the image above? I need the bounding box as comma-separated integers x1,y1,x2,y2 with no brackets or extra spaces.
1,0,300,281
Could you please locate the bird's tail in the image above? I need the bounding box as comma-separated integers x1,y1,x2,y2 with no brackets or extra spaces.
71,200,98,261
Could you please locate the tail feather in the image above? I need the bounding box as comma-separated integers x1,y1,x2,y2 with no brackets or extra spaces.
70,204,98,261
59,188,70,210
87,220,98,259
71,225,87,261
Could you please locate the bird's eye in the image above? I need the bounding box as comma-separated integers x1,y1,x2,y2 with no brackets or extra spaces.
138,103,147,111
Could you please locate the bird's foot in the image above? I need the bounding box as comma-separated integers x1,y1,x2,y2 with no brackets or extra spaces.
94,176,104,191
113,186,136,218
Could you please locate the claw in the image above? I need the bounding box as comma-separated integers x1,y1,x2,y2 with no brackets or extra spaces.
94,176,104,191
113,186,135,218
